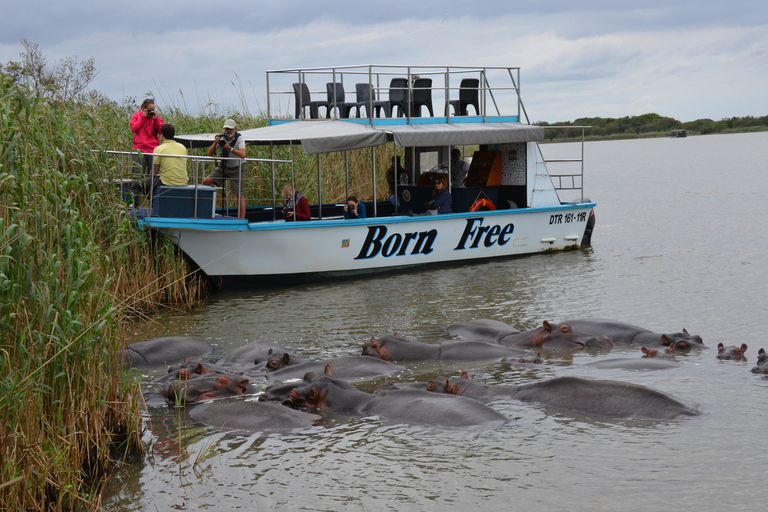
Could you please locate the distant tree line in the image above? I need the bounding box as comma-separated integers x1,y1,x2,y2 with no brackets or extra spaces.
536,112,768,140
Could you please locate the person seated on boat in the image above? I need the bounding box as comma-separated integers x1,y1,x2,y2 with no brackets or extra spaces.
131,123,187,207
281,183,311,221
203,119,247,219
385,156,409,208
425,175,452,214
130,98,164,176
450,148,469,187
343,196,366,219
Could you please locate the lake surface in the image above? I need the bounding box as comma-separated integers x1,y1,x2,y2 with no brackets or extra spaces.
104,132,768,511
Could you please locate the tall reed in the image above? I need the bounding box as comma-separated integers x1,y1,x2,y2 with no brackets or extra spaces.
0,78,204,509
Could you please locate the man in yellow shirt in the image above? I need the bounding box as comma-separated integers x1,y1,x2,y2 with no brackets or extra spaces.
132,123,188,206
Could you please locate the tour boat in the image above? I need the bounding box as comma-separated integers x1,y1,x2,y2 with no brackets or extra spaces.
132,65,596,288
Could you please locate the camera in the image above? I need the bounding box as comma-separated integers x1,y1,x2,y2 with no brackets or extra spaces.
146,108,155,116
218,134,228,146
346,203,356,211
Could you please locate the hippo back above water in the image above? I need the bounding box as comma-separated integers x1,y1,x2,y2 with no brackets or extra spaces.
563,319,705,350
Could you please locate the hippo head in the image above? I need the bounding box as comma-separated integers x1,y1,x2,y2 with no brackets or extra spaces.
716,343,748,360
362,337,389,360
266,353,292,371
196,374,251,401
751,348,768,374
661,329,705,350
518,352,544,364
288,366,360,411
536,321,611,350
426,378,448,394
641,345,675,358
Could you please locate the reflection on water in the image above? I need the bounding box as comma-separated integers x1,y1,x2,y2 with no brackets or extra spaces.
105,133,768,511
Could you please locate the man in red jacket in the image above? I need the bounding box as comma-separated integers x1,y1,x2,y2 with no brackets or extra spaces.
130,98,164,176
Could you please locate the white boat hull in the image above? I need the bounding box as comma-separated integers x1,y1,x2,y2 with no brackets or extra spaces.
142,203,594,285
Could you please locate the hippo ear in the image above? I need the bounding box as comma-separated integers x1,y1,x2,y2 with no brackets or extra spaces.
667,344,675,355
268,348,274,355
760,348,766,356
741,344,749,353
324,365,333,376
426,380,437,392
683,328,689,334
460,371,469,379
542,320,551,332
307,388,319,404
661,335,671,345
166,366,172,374
371,339,382,350
195,363,205,374
717,343,725,352
641,346,651,355
282,353,290,364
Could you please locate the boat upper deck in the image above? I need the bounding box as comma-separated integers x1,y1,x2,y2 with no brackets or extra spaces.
266,65,526,127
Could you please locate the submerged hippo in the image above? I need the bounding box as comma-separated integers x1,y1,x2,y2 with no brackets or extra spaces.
751,348,768,374
498,321,613,350
445,319,520,342
362,335,525,362
190,401,320,433
641,345,676,358
151,359,243,385
564,319,705,350
215,341,307,369
287,366,507,428
266,355,405,382
118,336,213,368
160,373,257,405
430,373,700,420
717,343,748,361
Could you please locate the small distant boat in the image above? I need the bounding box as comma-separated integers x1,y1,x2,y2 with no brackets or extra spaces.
122,65,597,288
670,129,687,138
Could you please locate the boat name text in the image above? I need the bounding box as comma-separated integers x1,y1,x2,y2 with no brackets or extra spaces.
355,218,515,260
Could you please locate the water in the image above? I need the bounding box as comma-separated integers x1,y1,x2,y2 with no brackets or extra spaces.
104,132,768,511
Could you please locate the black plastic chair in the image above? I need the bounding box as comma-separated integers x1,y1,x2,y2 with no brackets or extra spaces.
411,78,434,117
355,83,390,118
325,82,357,119
388,78,410,118
292,82,329,119
447,78,480,116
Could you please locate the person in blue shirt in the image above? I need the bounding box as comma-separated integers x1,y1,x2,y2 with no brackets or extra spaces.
343,196,366,219
425,175,452,214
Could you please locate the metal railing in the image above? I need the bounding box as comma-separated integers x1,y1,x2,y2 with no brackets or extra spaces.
540,126,590,203
266,65,523,125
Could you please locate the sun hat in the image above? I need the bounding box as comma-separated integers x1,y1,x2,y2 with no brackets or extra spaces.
223,119,237,129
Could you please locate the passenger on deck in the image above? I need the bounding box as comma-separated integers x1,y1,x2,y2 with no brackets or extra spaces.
203,119,247,219
450,148,469,187
386,155,409,208
425,175,452,214
281,183,311,221
343,196,366,219
130,98,164,176
131,123,187,207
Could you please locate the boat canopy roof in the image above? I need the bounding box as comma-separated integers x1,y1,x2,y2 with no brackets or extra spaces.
176,121,543,154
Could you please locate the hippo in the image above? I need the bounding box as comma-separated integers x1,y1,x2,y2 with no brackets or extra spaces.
361,335,525,362
584,358,679,370
563,319,705,350
117,336,213,368
265,355,405,382
498,321,613,350
642,345,675,358
716,343,748,361
751,348,768,374
287,366,507,428
160,373,257,405
445,319,520,342
151,360,243,385
430,373,700,420
190,401,320,433
215,341,307,369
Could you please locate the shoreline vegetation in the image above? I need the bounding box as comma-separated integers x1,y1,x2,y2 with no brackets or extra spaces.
2,42,767,510
536,112,768,143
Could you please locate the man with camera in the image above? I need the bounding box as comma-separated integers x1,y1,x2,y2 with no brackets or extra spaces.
342,196,366,219
130,98,164,176
203,119,247,218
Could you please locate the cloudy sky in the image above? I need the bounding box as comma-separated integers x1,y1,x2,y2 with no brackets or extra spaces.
2,0,766,122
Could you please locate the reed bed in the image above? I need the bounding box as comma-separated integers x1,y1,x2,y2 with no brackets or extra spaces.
0,79,209,510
